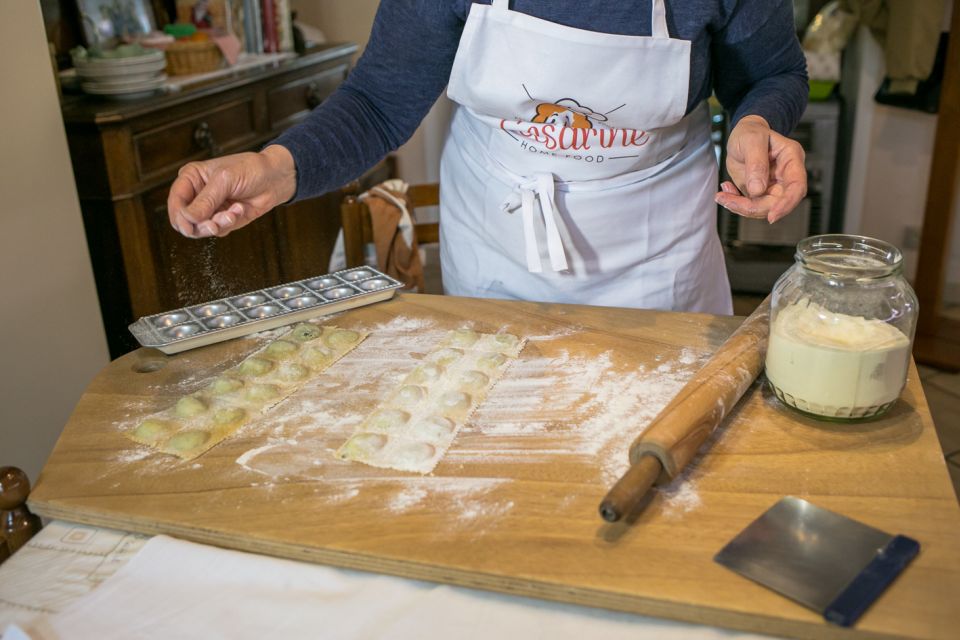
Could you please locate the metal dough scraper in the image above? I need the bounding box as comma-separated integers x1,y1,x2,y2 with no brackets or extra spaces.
714,496,919,627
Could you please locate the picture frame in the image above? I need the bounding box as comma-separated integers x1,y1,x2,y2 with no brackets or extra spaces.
75,0,156,47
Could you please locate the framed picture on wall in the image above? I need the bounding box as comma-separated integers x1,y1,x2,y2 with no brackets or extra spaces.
76,0,156,47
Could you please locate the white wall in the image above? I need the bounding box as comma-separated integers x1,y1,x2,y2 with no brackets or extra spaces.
0,3,109,482
842,19,960,300
291,0,453,185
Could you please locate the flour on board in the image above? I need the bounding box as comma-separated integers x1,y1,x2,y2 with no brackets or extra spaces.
112,315,709,520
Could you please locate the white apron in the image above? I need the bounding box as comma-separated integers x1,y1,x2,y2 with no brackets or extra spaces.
440,0,733,314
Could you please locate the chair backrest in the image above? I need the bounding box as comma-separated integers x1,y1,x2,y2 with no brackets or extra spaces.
340,183,440,268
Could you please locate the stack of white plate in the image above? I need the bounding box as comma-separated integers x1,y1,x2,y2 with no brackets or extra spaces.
75,49,167,99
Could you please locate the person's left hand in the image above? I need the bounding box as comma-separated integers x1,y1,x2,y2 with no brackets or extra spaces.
717,115,807,223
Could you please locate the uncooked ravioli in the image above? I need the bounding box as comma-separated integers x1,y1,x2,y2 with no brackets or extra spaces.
337,329,525,473
325,329,360,349
450,328,479,347
175,396,207,417
128,323,368,461
133,419,175,443
277,362,310,381
303,345,335,368
338,432,388,459
264,339,299,359
407,363,444,384
165,429,210,452
245,383,280,402
290,322,322,342
213,407,246,426
397,385,426,404
458,370,489,388
392,442,437,466
430,347,464,366
240,357,274,377
209,376,243,395
367,409,411,431
411,415,455,440
440,391,471,411
492,333,519,349
477,352,506,370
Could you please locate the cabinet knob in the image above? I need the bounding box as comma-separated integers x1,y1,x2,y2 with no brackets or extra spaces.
306,81,325,109
193,121,220,156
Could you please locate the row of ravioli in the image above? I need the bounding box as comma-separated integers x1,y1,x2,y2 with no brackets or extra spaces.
129,323,364,459
336,330,523,473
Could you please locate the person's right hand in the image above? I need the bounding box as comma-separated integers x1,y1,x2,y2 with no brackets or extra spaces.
167,145,297,238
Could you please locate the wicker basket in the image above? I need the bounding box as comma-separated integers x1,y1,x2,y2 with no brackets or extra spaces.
164,40,224,76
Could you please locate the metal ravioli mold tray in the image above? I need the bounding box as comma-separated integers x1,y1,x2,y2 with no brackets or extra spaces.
129,267,402,354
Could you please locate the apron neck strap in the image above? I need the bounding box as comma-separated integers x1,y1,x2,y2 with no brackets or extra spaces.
492,0,670,39
652,0,670,39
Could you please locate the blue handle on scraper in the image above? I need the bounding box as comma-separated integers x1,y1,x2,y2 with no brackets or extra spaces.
824,535,921,627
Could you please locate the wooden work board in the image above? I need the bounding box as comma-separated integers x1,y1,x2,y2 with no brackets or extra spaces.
29,294,960,639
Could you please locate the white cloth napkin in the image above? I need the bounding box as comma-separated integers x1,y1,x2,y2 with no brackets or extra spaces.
4,535,774,640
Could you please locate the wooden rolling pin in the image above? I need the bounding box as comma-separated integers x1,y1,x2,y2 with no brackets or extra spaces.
599,296,771,522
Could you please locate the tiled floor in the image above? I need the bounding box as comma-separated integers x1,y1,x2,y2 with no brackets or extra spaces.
919,364,960,500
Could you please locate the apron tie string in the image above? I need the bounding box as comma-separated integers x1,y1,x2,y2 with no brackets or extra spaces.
500,172,569,274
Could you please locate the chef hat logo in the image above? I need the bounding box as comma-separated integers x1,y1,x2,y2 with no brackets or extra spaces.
552,99,608,123
533,98,608,129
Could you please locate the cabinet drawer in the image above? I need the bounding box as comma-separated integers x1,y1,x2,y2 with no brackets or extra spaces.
134,98,258,180
267,65,347,131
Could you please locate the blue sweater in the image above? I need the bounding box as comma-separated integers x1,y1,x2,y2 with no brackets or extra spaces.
274,0,808,200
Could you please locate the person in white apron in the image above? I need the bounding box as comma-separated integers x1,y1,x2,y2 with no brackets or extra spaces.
441,0,730,313
167,1,808,316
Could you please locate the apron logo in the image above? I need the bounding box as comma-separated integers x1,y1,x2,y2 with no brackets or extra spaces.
532,99,605,129
497,86,650,163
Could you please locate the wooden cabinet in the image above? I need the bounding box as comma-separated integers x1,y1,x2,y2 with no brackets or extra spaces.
62,45,391,358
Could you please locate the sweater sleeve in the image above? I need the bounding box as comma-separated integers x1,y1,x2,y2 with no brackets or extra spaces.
271,1,465,201
711,0,809,135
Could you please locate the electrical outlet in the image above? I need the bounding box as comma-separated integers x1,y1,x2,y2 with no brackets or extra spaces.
902,226,921,250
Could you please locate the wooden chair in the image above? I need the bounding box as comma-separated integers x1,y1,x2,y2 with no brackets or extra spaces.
340,183,440,268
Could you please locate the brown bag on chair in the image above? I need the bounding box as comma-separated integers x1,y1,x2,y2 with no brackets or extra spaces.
363,184,425,292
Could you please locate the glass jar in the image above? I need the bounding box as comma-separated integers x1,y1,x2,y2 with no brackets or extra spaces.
765,235,918,421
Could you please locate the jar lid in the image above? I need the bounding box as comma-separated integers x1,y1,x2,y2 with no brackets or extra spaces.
797,234,902,280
